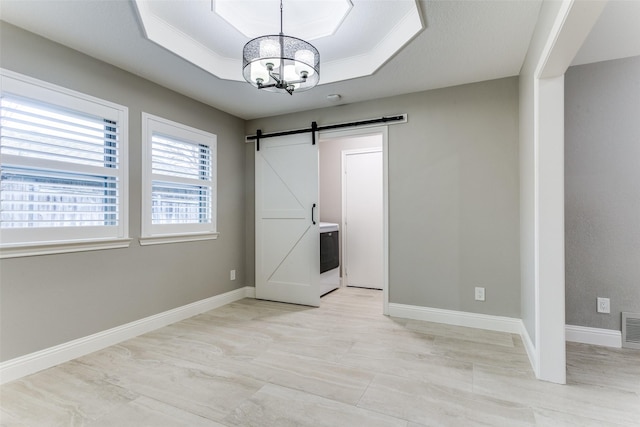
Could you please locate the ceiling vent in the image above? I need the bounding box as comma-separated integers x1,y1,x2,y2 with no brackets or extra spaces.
622,312,640,349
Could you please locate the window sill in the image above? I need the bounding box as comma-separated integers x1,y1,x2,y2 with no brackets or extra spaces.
139,232,219,246
0,238,133,259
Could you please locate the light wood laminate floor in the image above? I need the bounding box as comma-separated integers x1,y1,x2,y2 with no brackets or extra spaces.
1,287,639,426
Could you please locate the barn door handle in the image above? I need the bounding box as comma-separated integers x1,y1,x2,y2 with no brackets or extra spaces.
311,203,317,225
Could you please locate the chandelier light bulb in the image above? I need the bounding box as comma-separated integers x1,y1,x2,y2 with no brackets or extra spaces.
250,62,270,85
284,64,297,81
295,49,315,77
259,39,280,69
284,64,300,89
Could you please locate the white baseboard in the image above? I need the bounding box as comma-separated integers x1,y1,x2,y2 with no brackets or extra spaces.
0,286,254,385
565,324,622,348
388,303,541,376
244,286,256,298
520,323,538,377
387,303,523,334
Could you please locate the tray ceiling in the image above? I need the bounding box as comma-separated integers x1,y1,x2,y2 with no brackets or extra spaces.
2,0,605,120
134,0,424,84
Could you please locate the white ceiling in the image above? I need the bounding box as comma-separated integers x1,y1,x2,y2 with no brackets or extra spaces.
134,0,424,84
213,0,354,41
1,0,639,120
571,0,640,66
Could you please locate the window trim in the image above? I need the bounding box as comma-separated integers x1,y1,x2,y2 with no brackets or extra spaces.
0,69,130,258
140,112,217,246
0,238,133,259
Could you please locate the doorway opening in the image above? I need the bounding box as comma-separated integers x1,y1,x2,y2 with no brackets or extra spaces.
319,126,389,314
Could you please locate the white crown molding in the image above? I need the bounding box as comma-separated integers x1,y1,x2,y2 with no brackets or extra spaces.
215,0,353,41
133,0,239,81
132,0,424,85
0,286,255,385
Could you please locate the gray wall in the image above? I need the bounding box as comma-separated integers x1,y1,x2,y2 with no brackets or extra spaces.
246,77,521,317
565,56,640,331
0,23,247,361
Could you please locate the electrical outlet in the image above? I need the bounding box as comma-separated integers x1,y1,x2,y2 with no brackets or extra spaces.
475,287,485,301
597,297,610,314
230,270,236,281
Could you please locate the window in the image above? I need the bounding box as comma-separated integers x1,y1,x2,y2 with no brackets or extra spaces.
140,113,217,245
0,70,129,257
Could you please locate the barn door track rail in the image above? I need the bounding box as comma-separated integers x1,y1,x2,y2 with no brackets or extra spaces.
249,114,407,150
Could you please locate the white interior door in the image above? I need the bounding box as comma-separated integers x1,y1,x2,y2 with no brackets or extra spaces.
255,133,320,306
343,148,383,289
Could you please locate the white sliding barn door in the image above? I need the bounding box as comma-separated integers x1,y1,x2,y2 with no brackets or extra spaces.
343,148,383,289
255,133,320,306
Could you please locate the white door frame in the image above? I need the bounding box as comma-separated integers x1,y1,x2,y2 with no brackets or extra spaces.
341,147,383,290
524,0,605,384
319,126,389,315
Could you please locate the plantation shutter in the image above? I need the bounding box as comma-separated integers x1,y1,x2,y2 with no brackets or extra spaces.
150,134,212,225
0,93,122,229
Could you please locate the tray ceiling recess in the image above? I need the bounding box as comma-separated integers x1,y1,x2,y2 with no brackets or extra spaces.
133,0,424,85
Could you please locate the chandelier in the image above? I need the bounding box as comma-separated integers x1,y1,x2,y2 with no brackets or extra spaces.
242,0,320,95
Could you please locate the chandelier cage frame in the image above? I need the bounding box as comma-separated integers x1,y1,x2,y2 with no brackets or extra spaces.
242,1,320,94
